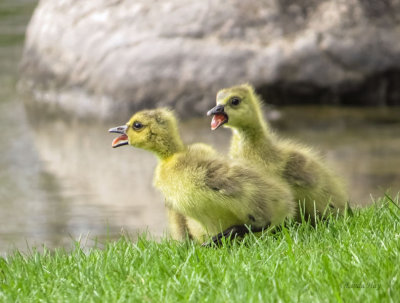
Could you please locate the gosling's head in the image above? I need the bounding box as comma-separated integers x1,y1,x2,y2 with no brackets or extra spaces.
207,84,263,131
109,108,183,157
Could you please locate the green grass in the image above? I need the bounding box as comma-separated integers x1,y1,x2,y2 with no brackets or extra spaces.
1,196,399,302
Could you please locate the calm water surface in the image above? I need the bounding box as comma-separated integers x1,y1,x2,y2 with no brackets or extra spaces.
1,0,400,255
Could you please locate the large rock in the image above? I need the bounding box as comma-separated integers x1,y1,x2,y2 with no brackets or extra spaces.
20,0,400,120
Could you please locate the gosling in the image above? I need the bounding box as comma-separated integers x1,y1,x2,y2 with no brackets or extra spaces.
207,84,349,222
109,108,296,244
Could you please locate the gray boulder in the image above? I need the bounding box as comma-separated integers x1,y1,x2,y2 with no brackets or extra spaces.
20,0,400,120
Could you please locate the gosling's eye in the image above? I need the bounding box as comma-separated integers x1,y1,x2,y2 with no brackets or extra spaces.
230,97,241,106
132,121,143,130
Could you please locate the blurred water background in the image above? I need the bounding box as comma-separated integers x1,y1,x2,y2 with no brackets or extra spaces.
1,0,400,255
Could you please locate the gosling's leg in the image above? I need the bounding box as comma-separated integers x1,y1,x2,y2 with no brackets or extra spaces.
202,224,268,247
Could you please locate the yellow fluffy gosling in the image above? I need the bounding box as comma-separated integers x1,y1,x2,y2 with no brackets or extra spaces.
207,84,349,222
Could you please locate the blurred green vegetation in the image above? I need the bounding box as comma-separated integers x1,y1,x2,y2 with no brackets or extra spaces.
0,1,37,46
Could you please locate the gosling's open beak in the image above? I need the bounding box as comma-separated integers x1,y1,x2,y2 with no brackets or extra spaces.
207,104,228,130
109,125,129,148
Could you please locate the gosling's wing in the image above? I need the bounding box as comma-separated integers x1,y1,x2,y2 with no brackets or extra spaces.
283,151,319,188
201,159,245,197
201,158,279,230
186,144,246,197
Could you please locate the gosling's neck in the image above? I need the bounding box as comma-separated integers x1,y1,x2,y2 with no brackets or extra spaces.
154,135,186,160
232,116,273,148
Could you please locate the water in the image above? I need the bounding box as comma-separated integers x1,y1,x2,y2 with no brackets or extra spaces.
1,1,400,255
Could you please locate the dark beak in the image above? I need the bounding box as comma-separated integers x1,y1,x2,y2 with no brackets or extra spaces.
109,125,128,135
207,104,225,116
109,125,129,148
207,104,229,130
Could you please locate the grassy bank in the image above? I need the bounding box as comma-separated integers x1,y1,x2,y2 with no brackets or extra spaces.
0,195,399,302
